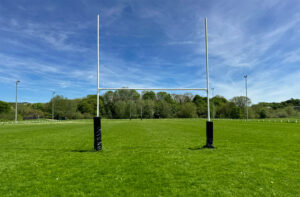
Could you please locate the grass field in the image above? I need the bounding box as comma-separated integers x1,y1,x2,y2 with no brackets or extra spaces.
0,119,300,196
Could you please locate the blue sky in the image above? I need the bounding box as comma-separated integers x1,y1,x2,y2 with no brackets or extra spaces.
0,0,299,104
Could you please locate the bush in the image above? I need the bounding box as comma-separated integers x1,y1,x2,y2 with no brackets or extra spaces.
0,111,22,121
276,111,288,118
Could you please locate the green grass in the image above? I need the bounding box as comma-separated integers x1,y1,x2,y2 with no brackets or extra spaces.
0,119,300,196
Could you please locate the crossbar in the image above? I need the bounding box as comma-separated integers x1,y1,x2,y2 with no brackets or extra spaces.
98,88,207,91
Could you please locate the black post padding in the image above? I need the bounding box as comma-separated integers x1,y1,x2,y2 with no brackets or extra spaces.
93,117,102,151
203,121,214,148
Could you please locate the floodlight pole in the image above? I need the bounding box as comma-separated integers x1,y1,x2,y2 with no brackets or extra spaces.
15,80,20,123
52,91,55,120
244,75,248,121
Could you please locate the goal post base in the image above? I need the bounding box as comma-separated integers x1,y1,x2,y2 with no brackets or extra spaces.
203,121,214,148
93,117,102,151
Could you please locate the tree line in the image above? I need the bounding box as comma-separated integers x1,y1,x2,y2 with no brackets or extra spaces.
0,90,299,121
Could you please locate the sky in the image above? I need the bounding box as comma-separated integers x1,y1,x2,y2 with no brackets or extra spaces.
0,0,299,104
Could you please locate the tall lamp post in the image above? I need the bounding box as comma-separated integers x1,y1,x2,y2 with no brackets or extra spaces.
244,75,248,121
52,91,55,120
15,80,20,123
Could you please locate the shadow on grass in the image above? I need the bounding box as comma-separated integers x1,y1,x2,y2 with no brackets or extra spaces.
4,147,102,153
71,149,101,153
188,146,216,150
6,147,68,152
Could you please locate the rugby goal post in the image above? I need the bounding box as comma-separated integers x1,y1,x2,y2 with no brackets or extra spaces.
93,15,214,151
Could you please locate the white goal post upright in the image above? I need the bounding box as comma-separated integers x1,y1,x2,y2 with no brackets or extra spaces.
94,15,214,150
205,18,211,122
96,14,100,117
93,14,102,151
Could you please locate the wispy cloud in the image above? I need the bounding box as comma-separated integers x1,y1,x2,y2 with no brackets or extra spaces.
0,18,88,52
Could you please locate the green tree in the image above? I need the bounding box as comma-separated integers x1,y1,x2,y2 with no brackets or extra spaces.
114,89,140,102
259,109,267,119
142,91,156,100
114,101,127,119
142,100,155,118
0,101,10,113
230,106,242,119
154,101,171,118
211,95,228,118
47,95,79,119
0,101,14,121
77,99,93,114
193,95,207,117
77,95,104,117
177,102,197,118
156,92,173,103
103,91,115,118
230,96,251,118
18,103,45,119
230,96,251,108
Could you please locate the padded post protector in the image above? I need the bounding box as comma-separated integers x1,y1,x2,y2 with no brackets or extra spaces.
93,117,102,151
204,121,214,148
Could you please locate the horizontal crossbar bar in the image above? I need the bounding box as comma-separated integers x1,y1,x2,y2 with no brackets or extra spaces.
98,88,207,91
